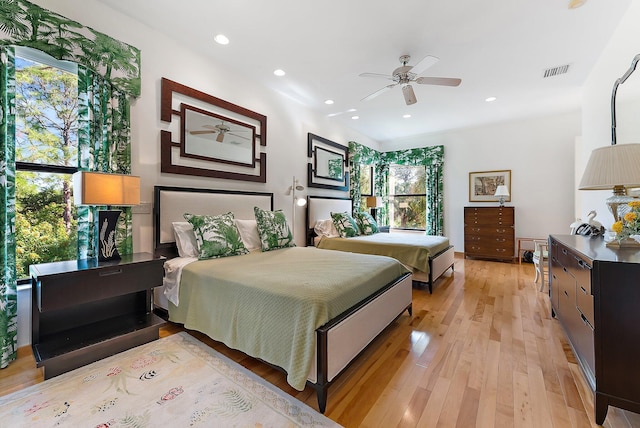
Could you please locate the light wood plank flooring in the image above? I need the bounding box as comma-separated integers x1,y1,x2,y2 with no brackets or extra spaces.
2,255,639,427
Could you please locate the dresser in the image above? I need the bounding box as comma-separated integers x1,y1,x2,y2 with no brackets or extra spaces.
549,235,640,424
30,253,166,379
464,206,515,262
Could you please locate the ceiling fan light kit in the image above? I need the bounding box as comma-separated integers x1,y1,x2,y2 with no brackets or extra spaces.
360,54,461,105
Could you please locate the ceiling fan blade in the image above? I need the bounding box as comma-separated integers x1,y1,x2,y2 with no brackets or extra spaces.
203,124,218,130
189,130,216,135
410,55,440,75
359,72,394,81
402,84,417,105
361,84,397,101
216,132,225,142
415,76,462,87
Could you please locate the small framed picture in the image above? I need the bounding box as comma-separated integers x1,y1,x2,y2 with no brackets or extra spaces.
469,170,511,202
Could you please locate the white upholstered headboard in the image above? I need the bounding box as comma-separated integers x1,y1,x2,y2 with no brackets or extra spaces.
306,196,352,232
154,186,273,258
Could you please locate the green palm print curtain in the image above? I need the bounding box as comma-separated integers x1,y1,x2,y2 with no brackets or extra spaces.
349,142,445,236
0,0,140,368
0,46,18,368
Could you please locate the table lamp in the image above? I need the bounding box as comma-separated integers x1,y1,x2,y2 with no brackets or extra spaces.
73,171,140,261
366,196,382,222
494,185,510,207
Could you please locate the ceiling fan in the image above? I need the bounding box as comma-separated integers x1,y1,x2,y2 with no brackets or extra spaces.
189,122,249,143
359,54,461,105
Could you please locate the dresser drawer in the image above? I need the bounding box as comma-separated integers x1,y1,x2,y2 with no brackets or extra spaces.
465,241,514,257
464,207,514,225
576,281,594,327
464,226,513,237
37,260,164,312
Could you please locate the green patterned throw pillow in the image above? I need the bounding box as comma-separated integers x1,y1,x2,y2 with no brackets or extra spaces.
355,211,379,235
253,207,296,251
184,212,249,260
331,211,361,238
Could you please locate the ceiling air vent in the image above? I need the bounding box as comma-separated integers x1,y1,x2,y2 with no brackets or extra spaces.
543,64,571,78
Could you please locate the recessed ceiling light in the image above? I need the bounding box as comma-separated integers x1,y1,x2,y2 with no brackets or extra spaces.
403,114,412,118
273,69,286,77
347,108,357,113
324,99,334,105
214,34,229,45
328,113,338,117
485,96,497,102
351,115,359,120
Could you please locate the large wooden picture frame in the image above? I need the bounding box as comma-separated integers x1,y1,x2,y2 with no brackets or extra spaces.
469,170,511,202
160,78,267,182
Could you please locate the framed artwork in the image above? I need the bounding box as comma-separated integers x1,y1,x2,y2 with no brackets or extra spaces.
469,170,511,202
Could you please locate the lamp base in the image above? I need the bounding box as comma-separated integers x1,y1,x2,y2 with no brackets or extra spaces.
606,192,637,223
98,210,121,262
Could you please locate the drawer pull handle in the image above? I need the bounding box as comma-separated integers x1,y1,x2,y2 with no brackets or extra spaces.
580,286,588,294
562,249,568,255
99,269,123,277
564,290,569,297
580,312,593,329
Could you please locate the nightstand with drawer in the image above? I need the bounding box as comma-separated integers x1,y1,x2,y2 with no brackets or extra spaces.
30,252,166,379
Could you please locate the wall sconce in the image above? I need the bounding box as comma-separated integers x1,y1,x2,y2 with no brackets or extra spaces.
287,176,307,241
366,196,382,222
494,185,510,207
73,171,140,261
579,54,640,222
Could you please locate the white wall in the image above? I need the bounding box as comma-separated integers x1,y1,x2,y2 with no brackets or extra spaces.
382,111,580,251
579,0,640,227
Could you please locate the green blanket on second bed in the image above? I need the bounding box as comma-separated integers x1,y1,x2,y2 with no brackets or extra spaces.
317,233,450,274
168,246,409,390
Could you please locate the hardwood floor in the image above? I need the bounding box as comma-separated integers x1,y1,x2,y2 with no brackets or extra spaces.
2,255,640,427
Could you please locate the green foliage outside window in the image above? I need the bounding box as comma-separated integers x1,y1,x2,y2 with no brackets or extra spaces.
15,58,79,278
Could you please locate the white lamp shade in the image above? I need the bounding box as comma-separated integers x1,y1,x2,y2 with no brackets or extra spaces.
73,171,141,206
366,196,382,208
494,185,510,197
579,144,640,190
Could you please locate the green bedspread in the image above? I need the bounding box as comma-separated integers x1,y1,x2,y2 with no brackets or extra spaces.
317,233,450,274
168,246,409,390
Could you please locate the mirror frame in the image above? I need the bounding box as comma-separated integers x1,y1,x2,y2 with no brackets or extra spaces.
307,132,349,191
313,146,344,181
160,78,267,182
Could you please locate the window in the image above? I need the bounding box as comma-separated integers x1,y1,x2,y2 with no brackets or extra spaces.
15,48,79,280
388,165,426,229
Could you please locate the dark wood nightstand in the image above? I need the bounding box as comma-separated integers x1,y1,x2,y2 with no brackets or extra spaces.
30,253,166,379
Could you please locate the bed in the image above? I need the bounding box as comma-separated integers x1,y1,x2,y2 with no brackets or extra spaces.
153,186,412,413
306,195,455,293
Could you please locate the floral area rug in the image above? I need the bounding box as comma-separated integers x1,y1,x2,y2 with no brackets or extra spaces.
0,332,342,427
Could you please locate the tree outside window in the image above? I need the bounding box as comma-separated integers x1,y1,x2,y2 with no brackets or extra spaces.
389,165,426,229
15,54,79,279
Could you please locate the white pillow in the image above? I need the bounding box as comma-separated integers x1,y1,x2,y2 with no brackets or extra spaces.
172,221,199,258
235,219,262,251
314,219,339,238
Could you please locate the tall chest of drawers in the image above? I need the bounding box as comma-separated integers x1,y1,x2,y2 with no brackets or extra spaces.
464,206,514,262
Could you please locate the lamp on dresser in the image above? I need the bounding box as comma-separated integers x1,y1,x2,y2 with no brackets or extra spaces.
73,171,140,261
494,185,510,207
579,54,640,223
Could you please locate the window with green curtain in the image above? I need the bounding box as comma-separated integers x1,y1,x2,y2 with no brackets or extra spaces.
349,141,444,235
0,0,141,369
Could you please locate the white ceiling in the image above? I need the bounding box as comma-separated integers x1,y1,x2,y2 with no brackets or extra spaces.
97,0,633,145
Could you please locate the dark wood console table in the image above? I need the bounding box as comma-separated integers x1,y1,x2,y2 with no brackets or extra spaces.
549,235,640,425
30,253,165,379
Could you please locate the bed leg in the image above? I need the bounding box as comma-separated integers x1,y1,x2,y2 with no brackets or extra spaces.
317,385,328,414
407,303,413,316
